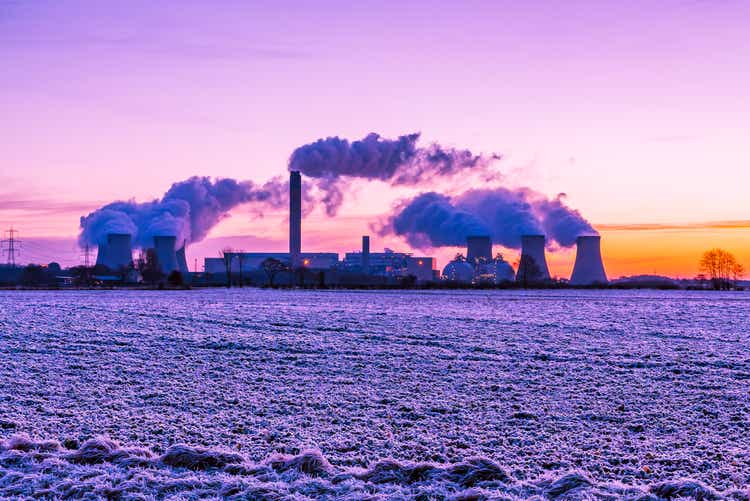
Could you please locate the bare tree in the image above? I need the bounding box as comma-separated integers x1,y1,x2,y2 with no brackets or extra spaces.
699,248,744,290
260,257,288,287
236,249,244,288
220,248,233,288
516,254,541,288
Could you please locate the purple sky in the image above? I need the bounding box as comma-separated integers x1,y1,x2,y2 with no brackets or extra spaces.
1,0,749,273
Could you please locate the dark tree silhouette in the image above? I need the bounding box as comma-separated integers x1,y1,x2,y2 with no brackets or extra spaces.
167,270,184,287
220,248,233,288
261,257,288,287
137,249,163,285
516,254,542,288
699,248,744,290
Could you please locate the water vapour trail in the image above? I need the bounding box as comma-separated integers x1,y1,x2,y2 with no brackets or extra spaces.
379,188,597,249
79,176,287,248
288,132,501,216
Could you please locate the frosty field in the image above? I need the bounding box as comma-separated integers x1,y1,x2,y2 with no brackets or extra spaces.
1,289,749,500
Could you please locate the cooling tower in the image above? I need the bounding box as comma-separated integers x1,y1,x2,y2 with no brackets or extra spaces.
466,235,492,263
95,233,133,271
153,236,179,274
516,234,551,282
569,235,608,285
176,241,189,275
362,235,370,274
289,171,302,268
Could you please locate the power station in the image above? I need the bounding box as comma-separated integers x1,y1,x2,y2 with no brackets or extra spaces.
86,169,608,287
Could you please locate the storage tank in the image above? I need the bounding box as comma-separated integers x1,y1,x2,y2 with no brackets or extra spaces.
569,235,608,285
442,260,475,283
493,258,516,283
515,234,551,282
153,236,179,274
95,233,133,271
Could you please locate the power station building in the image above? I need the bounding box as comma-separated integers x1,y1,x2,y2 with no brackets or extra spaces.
442,236,517,284
93,168,606,287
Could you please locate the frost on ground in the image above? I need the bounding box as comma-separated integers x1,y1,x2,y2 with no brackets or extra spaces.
0,289,749,499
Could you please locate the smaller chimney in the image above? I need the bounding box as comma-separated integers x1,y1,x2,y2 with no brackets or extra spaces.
362,235,370,274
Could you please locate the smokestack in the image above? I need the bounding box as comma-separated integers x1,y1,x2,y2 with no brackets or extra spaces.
96,233,133,271
362,235,370,274
516,235,551,282
570,235,608,285
466,235,492,263
289,171,302,268
153,236,178,275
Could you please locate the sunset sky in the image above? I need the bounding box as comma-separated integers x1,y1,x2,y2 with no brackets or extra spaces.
2,0,748,278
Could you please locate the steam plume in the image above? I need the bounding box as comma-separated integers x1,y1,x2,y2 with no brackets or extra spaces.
79,176,286,248
380,188,596,249
289,132,500,215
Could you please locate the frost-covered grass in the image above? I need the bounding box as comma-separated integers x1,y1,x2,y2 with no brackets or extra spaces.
1,289,749,499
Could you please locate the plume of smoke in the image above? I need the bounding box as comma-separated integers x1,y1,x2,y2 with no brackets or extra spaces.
385,193,491,249
79,176,287,249
380,188,596,250
531,194,597,248
289,132,500,216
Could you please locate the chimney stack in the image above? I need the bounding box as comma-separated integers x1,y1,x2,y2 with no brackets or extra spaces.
516,234,551,282
289,171,302,268
570,235,608,285
362,235,370,274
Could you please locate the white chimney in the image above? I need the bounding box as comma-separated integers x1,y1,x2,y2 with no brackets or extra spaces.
570,235,608,285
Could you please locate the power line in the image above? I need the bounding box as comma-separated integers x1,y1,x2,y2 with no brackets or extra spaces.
2,227,20,267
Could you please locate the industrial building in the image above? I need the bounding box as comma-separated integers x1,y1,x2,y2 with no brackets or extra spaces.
88,170,608,287
204,252,339,274
442,236,517,284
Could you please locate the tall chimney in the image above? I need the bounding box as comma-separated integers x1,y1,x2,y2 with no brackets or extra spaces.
466,235,492,263
362,235,370,274
515,234,551,282
289,170,302,268
570,235,608,285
